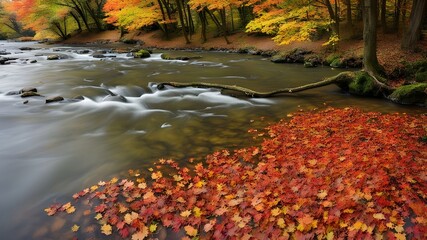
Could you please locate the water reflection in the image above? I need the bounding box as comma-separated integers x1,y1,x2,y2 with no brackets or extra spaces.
0,41,424,239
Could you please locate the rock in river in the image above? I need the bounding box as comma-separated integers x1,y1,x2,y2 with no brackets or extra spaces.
21,92,41,98
46,96,64,103
47,55,60,60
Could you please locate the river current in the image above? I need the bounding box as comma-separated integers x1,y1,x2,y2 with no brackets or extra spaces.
0,41,424,239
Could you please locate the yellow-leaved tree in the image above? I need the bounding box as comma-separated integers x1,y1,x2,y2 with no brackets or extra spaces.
246,0,333,45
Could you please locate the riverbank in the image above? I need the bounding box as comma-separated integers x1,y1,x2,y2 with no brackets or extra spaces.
60,29,427,78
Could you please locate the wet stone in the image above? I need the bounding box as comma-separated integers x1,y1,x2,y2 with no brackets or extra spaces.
47,55,60,60
20,87,38,93
21,92,41,98
46,96,64,103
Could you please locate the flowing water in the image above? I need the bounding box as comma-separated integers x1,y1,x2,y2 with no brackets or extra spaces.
0,41,424,239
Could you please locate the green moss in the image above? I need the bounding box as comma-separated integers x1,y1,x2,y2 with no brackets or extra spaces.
326,53,340,65
160,53,171,60
330,58,344,68
348,71,381,96
134,49,150,58
389,83,427,105
415,71,427,82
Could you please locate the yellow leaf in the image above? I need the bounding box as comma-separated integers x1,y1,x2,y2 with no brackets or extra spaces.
373,213,386,220
343,209,354,213
317,190,328,200
124,212,139,224
149,223,157,233
394,225,404,233
352,221,364,230
132,229,148,240
184,225,198,237
101,224,112,235
151,171,162,180
110,177,118,183
326,231,334,240
282,206,289,215
173,175,183,182
176,197,186,203
90,185,98,192
180,210,191,218
386,222,395,229
232,214,242,223
277,218,286,228
271,207,281,216
394,233,406,240
94,213,103,220
194,180,205,188
193,207,202,217
71,224,80,232
66,206,76,214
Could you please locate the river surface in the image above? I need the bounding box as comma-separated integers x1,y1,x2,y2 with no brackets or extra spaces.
0,41,424,239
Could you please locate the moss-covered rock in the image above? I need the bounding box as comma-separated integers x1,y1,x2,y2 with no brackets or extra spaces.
160,53,202,61
388,83,427,105
133,49,151,58
325,54,340,65
330,58,345,68
415,71,427,83
348,71,381,96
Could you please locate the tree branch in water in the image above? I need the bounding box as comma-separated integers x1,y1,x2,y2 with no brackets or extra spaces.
157,71,356,98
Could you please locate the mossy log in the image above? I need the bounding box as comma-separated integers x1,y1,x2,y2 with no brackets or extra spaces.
157,71,356,98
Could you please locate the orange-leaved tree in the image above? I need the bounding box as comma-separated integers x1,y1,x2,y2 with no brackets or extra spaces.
103,0,163,32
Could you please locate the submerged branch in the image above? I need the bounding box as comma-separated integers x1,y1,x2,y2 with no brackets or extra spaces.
157,71,356,98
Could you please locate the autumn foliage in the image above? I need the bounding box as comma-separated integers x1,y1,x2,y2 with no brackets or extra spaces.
46,108,427,239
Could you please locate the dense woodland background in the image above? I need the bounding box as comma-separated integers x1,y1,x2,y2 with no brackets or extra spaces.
0,0,426,51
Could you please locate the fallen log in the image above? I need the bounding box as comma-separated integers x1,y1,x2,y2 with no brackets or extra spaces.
157,71,355,98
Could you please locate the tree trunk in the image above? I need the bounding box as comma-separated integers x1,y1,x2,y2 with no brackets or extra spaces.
363,0,382,76
199,10,207,43
392,0,403,32
401,0,427,50
324,0,339,34
70,11,82,31
380,0,386,32
175,0,190,44
345,0,353,26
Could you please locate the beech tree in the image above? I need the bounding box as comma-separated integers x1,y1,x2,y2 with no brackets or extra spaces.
401,0,427,50
362,0,382,75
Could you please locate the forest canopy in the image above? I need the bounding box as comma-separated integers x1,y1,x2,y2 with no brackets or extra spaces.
0,0,425,50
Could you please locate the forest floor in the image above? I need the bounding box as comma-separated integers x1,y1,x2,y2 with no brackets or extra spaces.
61,29,427,77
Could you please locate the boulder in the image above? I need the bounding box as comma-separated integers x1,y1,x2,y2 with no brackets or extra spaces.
47,55,60,60
160,53,201,61
0,57,18,65
20,87,37,93
92,54,106,58
19,47,38,51
46,96,64,103
76,49,91,54
133,49,151,58
21,92,41,98
389,83,427,106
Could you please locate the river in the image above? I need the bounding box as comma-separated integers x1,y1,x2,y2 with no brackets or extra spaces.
0,41,424,239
